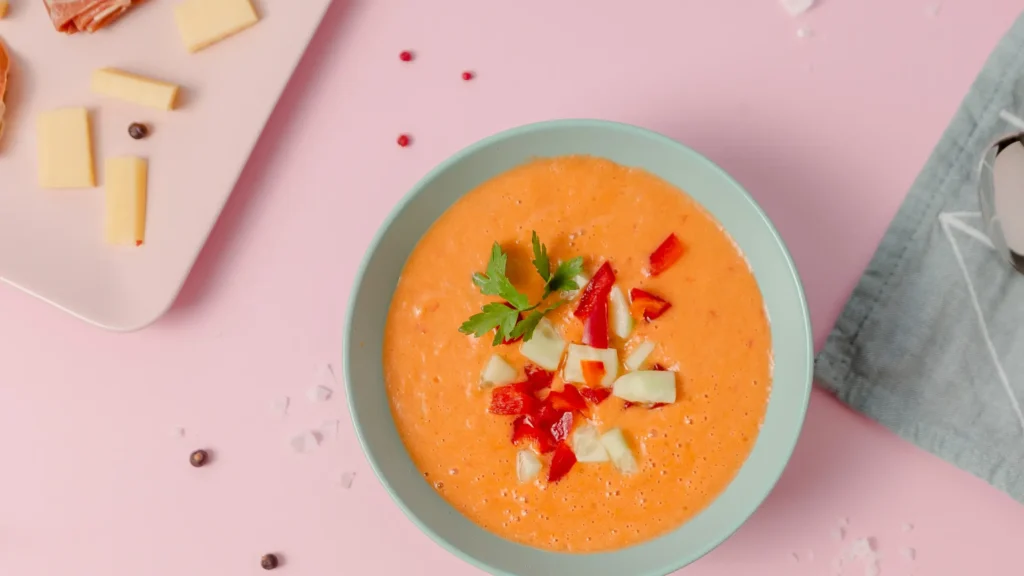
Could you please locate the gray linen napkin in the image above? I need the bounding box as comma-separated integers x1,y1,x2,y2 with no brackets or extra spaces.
815,12,1024,501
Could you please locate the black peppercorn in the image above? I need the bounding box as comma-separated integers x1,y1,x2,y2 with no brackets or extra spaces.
128,122,149,140
189,449,208,467
260,554,279,570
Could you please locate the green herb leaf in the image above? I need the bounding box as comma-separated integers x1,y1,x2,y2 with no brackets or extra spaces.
471,242,530,310
543,256,585,298
513,300,567,342
462,235,574,346
459,302,520,339
531,231,551,282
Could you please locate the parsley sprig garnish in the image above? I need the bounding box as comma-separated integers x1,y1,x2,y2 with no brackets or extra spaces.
459,232,584,344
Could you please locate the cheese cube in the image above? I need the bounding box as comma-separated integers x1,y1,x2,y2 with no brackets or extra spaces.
0,2,9,19
92,69,180,111
174,0,259,53
37,108,95,189
104,157,148,246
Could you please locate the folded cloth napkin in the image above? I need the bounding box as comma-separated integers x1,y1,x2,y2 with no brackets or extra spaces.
815,12,1024,501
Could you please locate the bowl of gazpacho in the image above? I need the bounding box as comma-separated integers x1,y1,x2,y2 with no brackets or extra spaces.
345,119,812,576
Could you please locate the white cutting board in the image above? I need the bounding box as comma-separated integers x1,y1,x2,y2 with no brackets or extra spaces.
0,0,333,330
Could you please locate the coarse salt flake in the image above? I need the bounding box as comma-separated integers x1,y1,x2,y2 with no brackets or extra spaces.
320,419,340,441
290,430,320,454
832,526,845,541
307,385,332,403
307,364,338,402
901,522,914,533
272,396,290,416
849,537,875,559
340,471,356,489
796,26,814,38
170,427,185,438
901,547,916,561
780,0,814,16
926,3,942,17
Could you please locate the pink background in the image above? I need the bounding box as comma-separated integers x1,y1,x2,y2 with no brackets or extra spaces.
2,1,1023,574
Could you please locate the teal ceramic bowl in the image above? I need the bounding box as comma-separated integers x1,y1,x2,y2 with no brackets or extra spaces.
344,119,812,576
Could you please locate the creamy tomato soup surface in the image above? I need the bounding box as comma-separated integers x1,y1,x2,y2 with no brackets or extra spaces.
383,156,772,553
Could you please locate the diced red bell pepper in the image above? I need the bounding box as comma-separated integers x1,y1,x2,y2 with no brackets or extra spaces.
499,302,524,345
629,288,672,321
651,363,667,371
582,297,609,349
546,384,588,413
534,405,561,453
580,360,606,389
536,403,560,426
536,428,558,453
579,387,612,405
511,415,539,445
523,364,555,392
574,262,615,319
489,383,539,415
548,443,577,483
649,233,685,276
550,411,574,443
512,413,558,452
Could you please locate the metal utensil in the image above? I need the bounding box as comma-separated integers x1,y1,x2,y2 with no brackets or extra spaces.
978,111,1024,273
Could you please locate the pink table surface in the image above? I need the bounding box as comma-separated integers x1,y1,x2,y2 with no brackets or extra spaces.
2,1,1023,575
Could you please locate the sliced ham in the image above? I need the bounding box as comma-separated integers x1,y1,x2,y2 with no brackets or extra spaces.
43,0,136,34
0,37,8,141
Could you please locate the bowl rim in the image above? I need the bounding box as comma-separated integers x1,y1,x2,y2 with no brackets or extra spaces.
344,118,812,576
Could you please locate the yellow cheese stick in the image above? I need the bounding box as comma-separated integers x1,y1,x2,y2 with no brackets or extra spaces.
105,157,148,246
174,0,259,53
37,108,95,189
92,69,180,111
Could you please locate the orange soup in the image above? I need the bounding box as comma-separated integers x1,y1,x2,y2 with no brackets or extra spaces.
383,156,771,552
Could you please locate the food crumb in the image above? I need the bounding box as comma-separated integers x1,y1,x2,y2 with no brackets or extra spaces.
340,471,356,489
901,547,916,561
780,0,814,16
901,522,914,533
170,427,185,438
796,26,814,38
831,526,845,541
